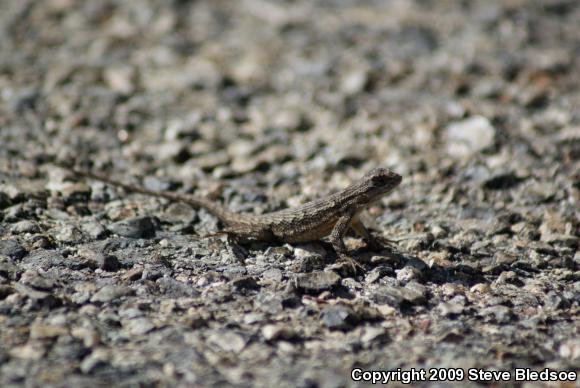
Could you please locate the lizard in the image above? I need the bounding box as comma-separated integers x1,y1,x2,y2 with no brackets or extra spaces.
57,164,402,269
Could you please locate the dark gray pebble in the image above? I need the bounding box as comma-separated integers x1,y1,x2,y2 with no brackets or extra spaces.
107,216,157,239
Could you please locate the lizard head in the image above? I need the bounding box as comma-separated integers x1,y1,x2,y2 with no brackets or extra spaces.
361,167,402,199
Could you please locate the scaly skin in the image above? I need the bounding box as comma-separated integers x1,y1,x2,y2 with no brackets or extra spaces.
59,164,402,266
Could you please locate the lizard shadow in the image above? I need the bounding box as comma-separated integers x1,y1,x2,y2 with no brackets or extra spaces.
344,242,487,287
228,236,487,290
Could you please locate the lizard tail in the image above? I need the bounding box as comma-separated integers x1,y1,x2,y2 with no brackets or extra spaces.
54,163,237,224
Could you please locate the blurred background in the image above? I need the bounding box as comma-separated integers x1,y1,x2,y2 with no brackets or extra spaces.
0,0,578,386
2,0,577,180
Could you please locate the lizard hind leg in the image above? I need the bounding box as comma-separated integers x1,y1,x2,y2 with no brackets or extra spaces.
200,229,250,263
205,224,276,263
200,225,258,243
200,230,231,239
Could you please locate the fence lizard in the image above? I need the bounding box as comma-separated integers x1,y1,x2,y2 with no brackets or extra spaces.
58,165,402,269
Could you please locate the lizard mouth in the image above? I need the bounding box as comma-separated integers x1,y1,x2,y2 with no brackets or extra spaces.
368,183,400,203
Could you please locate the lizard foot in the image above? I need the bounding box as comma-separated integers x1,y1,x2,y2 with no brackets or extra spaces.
336,254,366,274
226,235,249,264
364,235,383,251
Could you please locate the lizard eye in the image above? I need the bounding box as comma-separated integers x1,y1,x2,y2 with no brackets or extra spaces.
371,175,388,186
365,168,401,187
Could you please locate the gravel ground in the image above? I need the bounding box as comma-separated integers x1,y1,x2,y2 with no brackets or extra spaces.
1,1,579,387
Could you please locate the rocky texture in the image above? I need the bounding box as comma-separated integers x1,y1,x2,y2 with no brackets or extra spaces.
0,0,578,386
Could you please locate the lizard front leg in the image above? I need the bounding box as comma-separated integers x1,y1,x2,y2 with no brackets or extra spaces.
350,216,381,250
329,212,364,271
